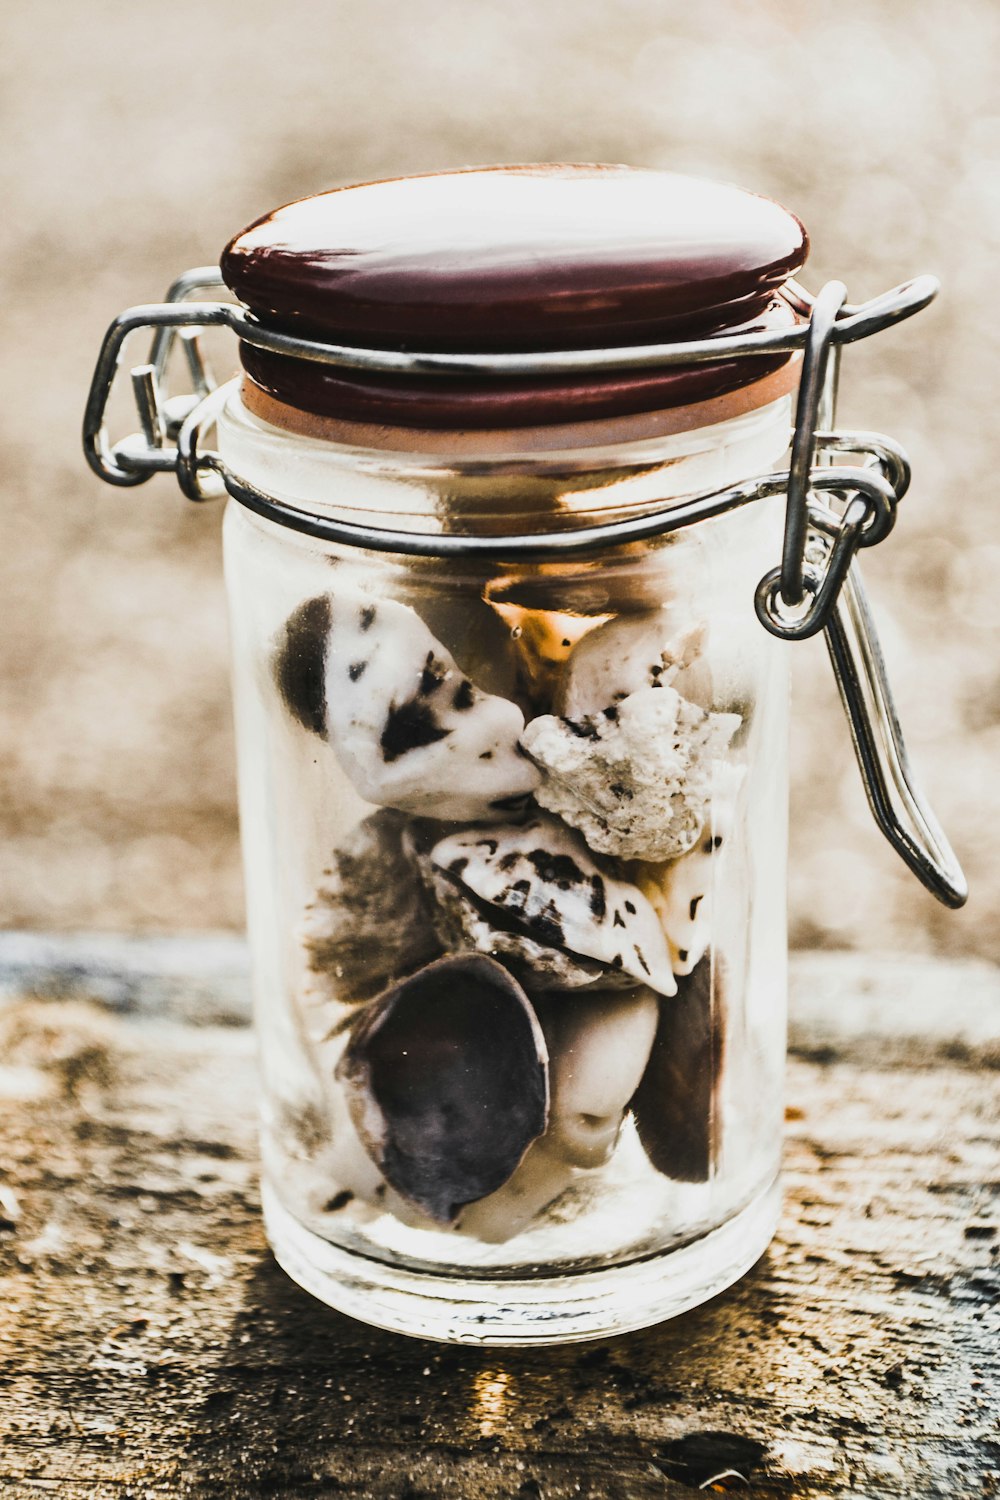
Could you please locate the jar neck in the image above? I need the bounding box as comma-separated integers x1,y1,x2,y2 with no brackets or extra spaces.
238,358,799,458
216,384,794,537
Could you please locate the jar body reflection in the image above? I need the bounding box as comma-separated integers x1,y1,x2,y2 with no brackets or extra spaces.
220,391,791,1343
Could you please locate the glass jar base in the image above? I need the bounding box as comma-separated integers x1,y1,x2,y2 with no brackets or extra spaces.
261,1176,782,1347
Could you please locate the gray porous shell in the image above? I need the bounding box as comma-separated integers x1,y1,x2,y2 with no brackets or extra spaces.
630,953,725,1183
335,954,549,1224
521,685,740,864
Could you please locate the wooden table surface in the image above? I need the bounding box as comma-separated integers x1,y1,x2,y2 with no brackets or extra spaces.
1,936,997,1499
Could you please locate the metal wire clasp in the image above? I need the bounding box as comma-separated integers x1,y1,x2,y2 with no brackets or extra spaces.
81,268,967,907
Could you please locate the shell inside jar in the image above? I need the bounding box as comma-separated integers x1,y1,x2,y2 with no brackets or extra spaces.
281,580,737,1241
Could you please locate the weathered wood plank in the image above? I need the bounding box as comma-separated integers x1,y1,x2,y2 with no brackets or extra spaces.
0,949,997,1498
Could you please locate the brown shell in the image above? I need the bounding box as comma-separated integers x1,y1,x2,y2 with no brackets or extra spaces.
300,810,441,1006
336,955,549,1223
630,954,725,1182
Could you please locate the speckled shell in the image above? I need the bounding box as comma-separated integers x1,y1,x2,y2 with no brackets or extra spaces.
324,589,542,819
422,815,676,997
273,587,541,821
556,610,705,718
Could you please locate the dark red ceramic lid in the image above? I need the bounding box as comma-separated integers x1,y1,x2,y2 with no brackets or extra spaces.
221,165,808,429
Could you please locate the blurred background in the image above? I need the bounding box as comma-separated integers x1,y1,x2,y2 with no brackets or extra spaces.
2,0,998,959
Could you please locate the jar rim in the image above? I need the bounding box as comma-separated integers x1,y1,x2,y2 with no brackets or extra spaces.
215,381,794,546
236,358,800,464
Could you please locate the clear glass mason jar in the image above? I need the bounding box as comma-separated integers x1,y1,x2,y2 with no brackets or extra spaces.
218,385,792,1343
82,163,966,1346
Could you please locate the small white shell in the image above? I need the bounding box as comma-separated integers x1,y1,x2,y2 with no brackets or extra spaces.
534,988,660,1168
275,587,542,821
557,609,705,718
635,763,745,975
454,1140,576,1242
424,815,676,997
522,686,740,863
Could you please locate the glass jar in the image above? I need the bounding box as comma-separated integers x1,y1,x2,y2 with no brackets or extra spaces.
83,164,965,1345
219,387,792,1342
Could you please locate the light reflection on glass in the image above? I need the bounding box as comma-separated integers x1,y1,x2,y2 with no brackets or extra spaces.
470,1367,512,1437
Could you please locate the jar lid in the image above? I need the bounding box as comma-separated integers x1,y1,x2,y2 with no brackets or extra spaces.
221,165,808,430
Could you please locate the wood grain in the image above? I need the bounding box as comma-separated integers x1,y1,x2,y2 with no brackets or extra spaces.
0,944,997,1498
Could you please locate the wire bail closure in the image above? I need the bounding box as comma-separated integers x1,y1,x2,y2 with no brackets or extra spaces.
81,268,967,908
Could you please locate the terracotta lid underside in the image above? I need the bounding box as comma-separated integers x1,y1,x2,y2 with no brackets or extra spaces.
221,165,808,429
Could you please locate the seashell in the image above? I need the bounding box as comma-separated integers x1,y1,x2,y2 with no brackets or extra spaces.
635,763,745,976
485,593,612,711
335,955,549,1224
521,685,740,863
407,581,522,702
274,593,334,737
533,987,660,1169
630,954,725,1183
273,589,541,821
300,809,441,1006
422,815,676,997
556,609,707,718
421,879,615,992
455,987,659,1240
453,1139,576,1243
314,1032,391,1211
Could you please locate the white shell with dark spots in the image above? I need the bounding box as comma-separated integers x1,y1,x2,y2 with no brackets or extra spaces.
322,589,541,821
423,816,676,997
557,610,705,717
636,763,744,975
